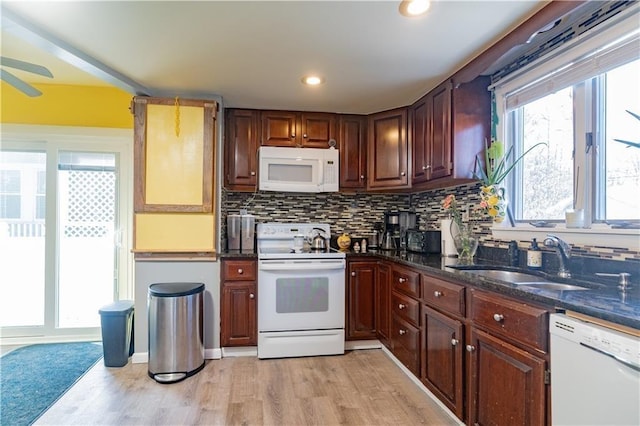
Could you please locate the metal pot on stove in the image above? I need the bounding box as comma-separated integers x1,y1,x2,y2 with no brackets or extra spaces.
307,227,328,251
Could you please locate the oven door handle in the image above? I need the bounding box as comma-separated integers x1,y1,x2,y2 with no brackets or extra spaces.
259,260,345,271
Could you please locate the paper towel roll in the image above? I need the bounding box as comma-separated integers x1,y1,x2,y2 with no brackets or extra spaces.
440,218,457,257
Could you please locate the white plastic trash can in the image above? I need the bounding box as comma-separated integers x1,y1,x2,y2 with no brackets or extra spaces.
148,282,205,383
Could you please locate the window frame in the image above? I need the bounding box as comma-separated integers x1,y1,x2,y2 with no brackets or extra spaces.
490,7,640,249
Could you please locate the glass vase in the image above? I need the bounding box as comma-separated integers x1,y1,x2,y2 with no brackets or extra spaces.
452,224,478,264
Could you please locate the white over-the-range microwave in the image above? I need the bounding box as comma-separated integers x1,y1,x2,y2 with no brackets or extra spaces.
258,146,339,193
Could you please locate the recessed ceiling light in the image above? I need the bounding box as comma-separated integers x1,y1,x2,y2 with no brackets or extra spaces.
301,75,325,86
399,0,431,18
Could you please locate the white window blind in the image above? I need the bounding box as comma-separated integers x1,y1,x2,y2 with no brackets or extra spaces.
506,34,639,111
493,8,640,112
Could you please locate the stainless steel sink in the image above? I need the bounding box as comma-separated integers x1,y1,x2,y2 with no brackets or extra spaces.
517,282,589,291
459,269,549,283
457,268,591,291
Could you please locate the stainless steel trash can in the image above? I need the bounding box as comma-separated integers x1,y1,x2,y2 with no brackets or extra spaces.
148,282,205,383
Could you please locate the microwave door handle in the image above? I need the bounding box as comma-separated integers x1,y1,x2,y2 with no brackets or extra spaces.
259,260,345,271
318,158,324,190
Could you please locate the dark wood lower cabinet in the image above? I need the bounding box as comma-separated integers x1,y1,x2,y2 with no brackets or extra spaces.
421,305,465,420
375,261,391,347
347,260,377,340
391,314,420,375
467,328,546,426
221,258,257,347
221,281,257,346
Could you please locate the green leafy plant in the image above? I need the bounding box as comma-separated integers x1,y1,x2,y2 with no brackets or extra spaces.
473,139,546,186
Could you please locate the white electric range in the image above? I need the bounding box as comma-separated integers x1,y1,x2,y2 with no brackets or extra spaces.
256,223,346,359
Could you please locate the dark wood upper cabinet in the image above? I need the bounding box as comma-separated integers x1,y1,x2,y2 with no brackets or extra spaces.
429,82,453,180
338,114,367,190
410,96,429,184
368,108,409,190
411,76,490,189
261,110,336,148
261,110,298,146
300,112,337,148
410,81,453,185
225,109,259,191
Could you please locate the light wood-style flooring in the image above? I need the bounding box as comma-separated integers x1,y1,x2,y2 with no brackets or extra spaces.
35,349,459,425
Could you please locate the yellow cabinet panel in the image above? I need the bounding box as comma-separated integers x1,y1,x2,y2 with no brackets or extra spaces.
134,213,215,252
133,96,216,213
145,104,204,206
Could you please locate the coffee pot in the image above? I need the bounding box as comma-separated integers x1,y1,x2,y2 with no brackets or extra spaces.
307,227,328,251
381,230,397,250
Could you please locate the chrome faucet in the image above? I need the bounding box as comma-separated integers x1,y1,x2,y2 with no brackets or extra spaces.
543,234,572,278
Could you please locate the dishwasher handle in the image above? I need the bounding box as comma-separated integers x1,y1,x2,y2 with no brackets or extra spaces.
580,342,640,373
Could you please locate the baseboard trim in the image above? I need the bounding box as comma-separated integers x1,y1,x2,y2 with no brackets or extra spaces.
221,346,258,357
206,348,222,359
131,352,148,364
0,334,101,346
380,346,464,426
345,339,382,350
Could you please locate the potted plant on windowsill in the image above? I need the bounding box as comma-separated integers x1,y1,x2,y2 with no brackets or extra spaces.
474,139,546,223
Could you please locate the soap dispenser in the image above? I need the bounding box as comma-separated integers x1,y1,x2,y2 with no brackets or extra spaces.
527,238,542,269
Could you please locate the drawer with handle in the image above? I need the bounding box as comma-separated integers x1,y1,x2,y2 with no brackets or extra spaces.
469,289,548,352
422,274,465,317
392,290,420,327
222,259,257,281
392,265,420,298
392,314,420,374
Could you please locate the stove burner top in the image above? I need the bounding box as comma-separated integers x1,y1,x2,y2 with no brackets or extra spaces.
256,222,345,260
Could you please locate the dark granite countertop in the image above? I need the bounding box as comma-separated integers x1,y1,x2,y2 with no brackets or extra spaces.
219,250,258,259
353,250,640,330
220,249,639,330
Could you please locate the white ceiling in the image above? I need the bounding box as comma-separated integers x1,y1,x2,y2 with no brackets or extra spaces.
1,1,545,114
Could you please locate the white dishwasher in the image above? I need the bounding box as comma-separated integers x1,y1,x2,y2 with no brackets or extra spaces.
550,313,640,426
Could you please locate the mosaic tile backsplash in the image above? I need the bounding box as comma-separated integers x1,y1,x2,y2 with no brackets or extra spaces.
221,183,639,262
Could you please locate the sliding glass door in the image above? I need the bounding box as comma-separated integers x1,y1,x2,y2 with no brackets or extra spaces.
57,152,118,328
0,127,132,342
0,151,47,330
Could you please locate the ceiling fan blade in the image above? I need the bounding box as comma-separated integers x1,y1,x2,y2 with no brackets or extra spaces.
0,69,42,97
0,57,53,78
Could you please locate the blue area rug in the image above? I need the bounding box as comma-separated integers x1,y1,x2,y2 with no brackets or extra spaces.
1,342,103,426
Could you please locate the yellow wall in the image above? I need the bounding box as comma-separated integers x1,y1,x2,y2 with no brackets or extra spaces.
0,83,133,128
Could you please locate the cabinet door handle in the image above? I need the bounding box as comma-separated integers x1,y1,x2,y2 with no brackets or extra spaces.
466,344,475,352
237,268,243,274
360,175,365,180
303,133,308,138
434,291,443,298
351,271,356,277
493,313,504,322
249,293,255,299
398,303,406,309
291,133,296,138
398,277,406,283
250,171,256,176
400,171,406,176
451,339,459,346
399,329,406,335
